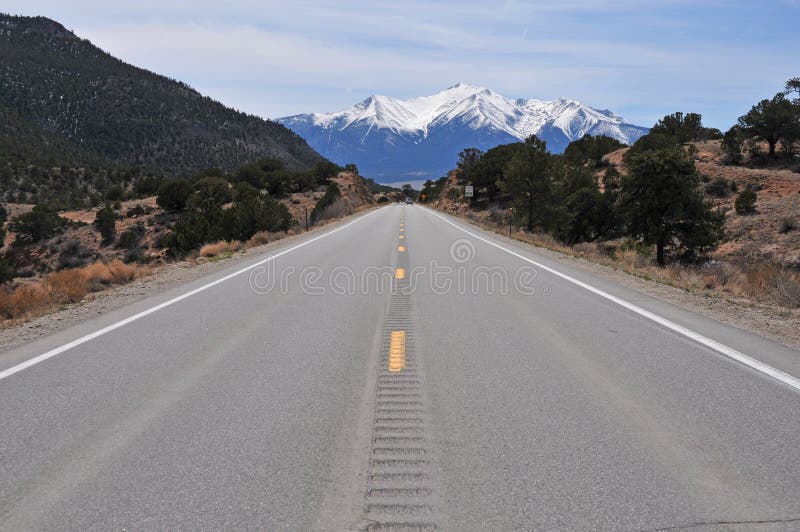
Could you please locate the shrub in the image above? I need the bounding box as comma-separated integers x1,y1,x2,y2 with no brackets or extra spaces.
105,260,140,283
0,258,15,284
57,238,93,269
316,198,348,221
44,268,89,304
779,218,796,233
735,188,757,214
705,178,731,198
193,176,232,205
199,241,242,258
9,205,68,245
116,224,145,250
0,284,50,319
377,196,389,204
94,204,117,245
168,210,213,256
247,231,281,247
133,176,164,197
223,195,293,241
156,179,192,211
125,204,152,218
311,183,341,223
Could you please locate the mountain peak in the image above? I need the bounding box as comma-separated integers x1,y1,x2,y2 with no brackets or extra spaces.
277,85,649,181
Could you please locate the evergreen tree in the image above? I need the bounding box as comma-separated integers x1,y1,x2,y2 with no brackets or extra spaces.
500,136,553,231
456,148,483,181
157,179,192,211
738,93,799,156
311,183,342,223
620,146,723,266
94,204,117,245
735,188,757,214
9,205,68,245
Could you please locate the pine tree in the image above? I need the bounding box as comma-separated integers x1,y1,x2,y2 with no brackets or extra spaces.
501,136,552,231
620,146,723,266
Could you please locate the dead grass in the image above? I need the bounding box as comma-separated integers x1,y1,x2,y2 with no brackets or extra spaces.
246,231,283,248
0,260,149,321
199,240,243,258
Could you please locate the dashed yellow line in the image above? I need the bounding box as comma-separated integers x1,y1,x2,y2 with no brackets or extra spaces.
398,245,406,252
388,330,406,372
395,267,406,280
399,235,405,240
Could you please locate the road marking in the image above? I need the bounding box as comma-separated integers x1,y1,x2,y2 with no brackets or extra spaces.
399,235,405,240
388,331,406,372
0,209,383,381
395,268,406,280
426,208,800,392
398,245,406,252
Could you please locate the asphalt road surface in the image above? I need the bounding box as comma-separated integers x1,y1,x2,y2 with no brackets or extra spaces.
1,205,799,531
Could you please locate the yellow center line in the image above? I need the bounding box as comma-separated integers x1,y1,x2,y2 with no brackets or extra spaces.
395,267,406,280
399,235,405,240
398,245,406,252
388,330,406,372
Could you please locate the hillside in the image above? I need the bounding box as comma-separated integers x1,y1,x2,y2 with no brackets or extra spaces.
601,141,800,268
0,14,324,179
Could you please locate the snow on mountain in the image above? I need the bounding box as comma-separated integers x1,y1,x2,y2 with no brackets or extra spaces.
277,83,648,184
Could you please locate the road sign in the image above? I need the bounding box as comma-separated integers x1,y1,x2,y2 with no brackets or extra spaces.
464,185,474,198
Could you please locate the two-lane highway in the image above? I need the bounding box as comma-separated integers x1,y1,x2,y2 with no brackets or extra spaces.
1,205,799,530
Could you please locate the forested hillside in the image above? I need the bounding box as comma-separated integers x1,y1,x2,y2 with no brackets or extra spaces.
0,14,324,205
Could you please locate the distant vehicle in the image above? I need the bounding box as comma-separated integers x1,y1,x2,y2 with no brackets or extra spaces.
405,197,414,204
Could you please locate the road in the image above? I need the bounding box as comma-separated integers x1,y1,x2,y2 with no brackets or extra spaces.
1,204,799,531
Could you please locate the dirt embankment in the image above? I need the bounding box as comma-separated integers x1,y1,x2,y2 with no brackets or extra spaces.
604,141,800,268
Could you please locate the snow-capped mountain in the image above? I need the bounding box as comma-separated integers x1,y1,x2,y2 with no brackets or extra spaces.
277,83,648,184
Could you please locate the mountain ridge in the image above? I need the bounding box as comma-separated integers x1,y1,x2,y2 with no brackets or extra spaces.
278,83,649,183
0,13,325,178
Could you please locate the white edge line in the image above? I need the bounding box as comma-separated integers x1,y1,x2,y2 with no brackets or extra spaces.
0,208,383,381
425,208,800,392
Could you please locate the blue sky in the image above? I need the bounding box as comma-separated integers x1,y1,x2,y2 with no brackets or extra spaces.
5,1,799,129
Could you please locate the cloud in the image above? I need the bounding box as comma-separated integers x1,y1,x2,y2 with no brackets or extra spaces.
3,0,796,128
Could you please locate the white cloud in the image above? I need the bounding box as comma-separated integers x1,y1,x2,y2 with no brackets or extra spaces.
4,0,795,128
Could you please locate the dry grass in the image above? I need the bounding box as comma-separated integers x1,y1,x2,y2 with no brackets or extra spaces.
246,231,282,248
0,260,149,321
199,240,243,258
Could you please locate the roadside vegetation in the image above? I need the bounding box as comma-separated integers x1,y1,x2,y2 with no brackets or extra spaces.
0,155,378,324
423,77,800,310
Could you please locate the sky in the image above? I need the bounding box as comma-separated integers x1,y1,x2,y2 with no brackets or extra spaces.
5,1,799,129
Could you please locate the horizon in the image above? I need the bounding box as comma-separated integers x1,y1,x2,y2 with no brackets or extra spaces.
4,2,799,130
